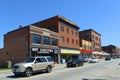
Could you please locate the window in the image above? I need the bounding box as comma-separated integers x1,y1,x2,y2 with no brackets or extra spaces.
52,38,57,46
92,35,94,39
43,36,50,45
47,57,54,62
84,45,86,49
40,58,47,62
67,38,69,43
60,26,64,32
72,39,74,45
67,28,69,33
76,40,78,45
76,32,78,36
32,34,41,44
61,36,64,43
72,30,74,35
53,25,57,32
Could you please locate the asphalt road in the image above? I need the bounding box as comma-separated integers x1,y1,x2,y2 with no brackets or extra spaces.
0,59,120,80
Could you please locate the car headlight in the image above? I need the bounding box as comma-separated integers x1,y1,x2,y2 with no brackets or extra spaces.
20,66,26,70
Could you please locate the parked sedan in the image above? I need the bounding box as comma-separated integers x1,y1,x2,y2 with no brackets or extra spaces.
89,57,99,63
67,59,84,67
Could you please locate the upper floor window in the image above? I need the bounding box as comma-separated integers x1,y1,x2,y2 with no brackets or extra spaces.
72,30,74,35
76,40,78,45
72,39,74,45
61,36,64,43
60,26,64,32
67,38,69,43
76,32,78,36
53,25,57,32
92,35,94,39
43,36,50,45
32,34,41,44
52,38,58,46
67,28,69,34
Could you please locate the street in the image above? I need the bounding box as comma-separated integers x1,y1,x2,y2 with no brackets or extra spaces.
0,59,120,80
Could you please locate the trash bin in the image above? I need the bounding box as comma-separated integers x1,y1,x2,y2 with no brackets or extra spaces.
6,61,12,68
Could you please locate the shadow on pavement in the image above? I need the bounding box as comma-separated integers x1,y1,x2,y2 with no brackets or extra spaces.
7,71,48,79
82,78,106,80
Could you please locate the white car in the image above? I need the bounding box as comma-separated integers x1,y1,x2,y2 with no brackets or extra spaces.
89,57,99,63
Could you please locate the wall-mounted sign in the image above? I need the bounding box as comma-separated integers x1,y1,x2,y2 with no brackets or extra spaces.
32,47,58,54
61,49,80,54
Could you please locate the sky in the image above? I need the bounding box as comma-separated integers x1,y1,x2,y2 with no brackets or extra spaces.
0,0,120,48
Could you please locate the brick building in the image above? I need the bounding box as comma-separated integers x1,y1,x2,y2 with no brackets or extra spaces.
0,15,80,66
32,15,80,62
79,29,102,58
0,25,59,66
102,45,120,58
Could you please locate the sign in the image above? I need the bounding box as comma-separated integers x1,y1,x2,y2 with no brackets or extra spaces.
61,49,80,54
38,48,53,53
32,47,58,54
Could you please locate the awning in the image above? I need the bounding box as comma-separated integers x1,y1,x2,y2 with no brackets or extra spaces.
101,51,110,55
80,49,92,54
93,51,103,55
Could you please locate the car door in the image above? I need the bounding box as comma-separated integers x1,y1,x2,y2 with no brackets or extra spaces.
39,57,48,69
33,58,42,71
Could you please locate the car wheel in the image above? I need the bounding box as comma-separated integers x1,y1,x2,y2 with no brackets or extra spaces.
46,66,52,73
25,68,33,77
81,63,83,66
75,64,79,67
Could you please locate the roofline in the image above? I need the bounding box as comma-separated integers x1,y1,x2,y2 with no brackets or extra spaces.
57,15,80,29
80,29,101,36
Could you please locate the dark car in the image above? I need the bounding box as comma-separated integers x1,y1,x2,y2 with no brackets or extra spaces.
67,59,84,67
105,55,111,60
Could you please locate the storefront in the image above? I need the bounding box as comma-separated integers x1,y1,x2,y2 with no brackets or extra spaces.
93,51,103,59
60,48,80,63
80,49,92,58
30,47,60,63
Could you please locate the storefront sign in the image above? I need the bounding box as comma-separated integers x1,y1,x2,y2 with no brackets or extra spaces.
80,49,92,54
32,47,58,54
61,49,80,54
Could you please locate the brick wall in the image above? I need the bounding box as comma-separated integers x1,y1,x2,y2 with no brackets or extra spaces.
0,27,29,66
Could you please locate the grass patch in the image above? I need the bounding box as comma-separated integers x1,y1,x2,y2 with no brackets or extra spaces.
0,67,11,71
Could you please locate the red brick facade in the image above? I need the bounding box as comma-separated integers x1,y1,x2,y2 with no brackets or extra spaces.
32,15,80,49
79,29,101,52
0,27,29,66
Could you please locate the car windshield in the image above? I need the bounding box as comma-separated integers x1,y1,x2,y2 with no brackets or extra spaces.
24,58,35,62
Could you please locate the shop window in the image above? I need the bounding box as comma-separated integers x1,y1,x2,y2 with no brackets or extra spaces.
43,36,50,45
32,34,41,44
60,26,64,32
52,38,58,46
61,36,64,43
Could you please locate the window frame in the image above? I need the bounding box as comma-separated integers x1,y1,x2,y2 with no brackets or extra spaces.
32,34,41,44
43,36,50,45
